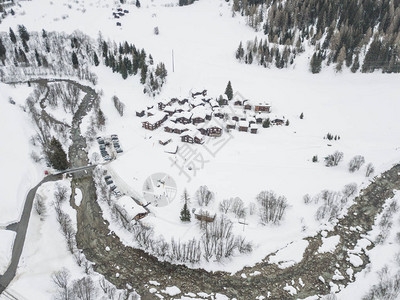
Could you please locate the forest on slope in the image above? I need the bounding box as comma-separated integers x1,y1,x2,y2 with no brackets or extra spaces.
233,0,400,73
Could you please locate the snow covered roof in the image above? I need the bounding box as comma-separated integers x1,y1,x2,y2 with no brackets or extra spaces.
117,196,147,217
239,120,249,127
191,105,208,119
143,112,167,124
256,101,271,106
250,123,258,129
205,118,223,129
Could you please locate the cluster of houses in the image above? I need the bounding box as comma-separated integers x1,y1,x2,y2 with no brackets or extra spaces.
137,90,274,146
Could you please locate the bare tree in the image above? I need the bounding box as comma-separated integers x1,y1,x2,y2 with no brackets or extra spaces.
72,277,97,300
342,183,358,199
195,185,214,206
325,151,344,167
54,184,69,204
219,199,232,214
348,155,365,172
231,197,246,218
365,163,375,177
34,194,46,216
256,191,289,225
52,268,72,300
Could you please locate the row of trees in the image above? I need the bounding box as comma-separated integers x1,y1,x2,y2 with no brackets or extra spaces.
233,0,400,73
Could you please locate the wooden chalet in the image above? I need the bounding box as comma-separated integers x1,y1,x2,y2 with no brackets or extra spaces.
271,118,284,125
206,119,223,137
226,120,236,129
205,111,212,121
256,116,264,124
178,98,189,105
164,105,176,116
232,115,239,121
255,102,271,113
249,118,256,125
142,112,168,131
180,131,204,144
136,110,145,117
238,120,249,132
244,102,252,110
158,99,171,110
176,112,193,124
250,124,258,134
191,89,207,98
234,99,243,106
159,137,172,145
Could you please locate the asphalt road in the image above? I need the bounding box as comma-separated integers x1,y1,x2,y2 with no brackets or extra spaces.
0,165,96,294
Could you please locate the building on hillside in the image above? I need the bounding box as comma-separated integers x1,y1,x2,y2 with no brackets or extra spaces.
238,120,249,132
250,123,258,134
226,120,236,130
142,112,168,130
136,110,145,117
255,102,271,113
271,118,284,125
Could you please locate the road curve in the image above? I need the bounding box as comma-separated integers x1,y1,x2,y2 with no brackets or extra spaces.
0,174,61,293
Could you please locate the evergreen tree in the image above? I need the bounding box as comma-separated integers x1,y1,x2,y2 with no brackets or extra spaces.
140,64,148,84
225,81,233,100
285,119,289,126
236,41,244,60
310,52,322,73
18,25,30,42
180,189,191,222
0,38,6,65
42,29,47,38
22,39,29,53
72,51,79,69
46,137,69,171
149,54,153,65
262,118,270,128
94,52,99,66
102,41,108,58
121,60,128,79
35,49,41,66
136,0,141,8
300,112,304,119
180,202,191,222
9,28,16,44
351,54,360,73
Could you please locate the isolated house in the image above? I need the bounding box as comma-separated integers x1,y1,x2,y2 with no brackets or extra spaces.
255,102,271,113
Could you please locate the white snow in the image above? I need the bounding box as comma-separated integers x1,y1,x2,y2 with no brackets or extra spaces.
283,283,297,295
162,286,181,296
0,0,400,298
268,240,309,269
318,235,340,253
74,188,82,206
0,230,16,274
348,254,363,267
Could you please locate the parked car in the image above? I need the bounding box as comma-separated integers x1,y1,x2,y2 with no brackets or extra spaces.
110,185,117,191
116,149,123,153
106,180,113,185
104,175,111,180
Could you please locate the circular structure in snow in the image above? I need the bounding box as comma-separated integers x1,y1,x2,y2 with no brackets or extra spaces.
142,172,177,207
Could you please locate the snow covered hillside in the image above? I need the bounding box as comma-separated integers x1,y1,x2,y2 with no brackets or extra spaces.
0,0,400,299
